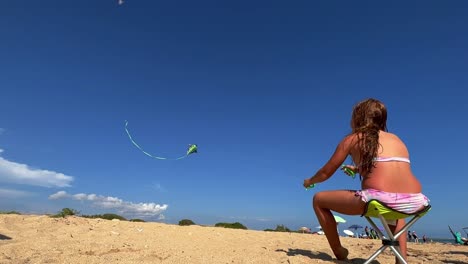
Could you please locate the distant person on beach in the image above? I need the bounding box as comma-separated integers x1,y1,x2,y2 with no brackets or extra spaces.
412,231,419,243
303,98,430,261
408,230,412,242
423,234,427,243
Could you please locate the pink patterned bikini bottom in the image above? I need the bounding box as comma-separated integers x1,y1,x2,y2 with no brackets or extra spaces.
355,188,430,214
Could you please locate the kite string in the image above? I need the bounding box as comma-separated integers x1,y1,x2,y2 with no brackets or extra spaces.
124,120,195,160
125,120,171,160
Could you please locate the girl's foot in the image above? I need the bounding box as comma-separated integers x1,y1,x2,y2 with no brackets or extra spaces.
334,246,349,260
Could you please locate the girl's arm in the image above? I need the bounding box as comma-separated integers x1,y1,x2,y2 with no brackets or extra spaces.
304,134,356,187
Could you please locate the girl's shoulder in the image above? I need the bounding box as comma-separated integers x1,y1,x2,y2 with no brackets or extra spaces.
340,133,361,153
379,130,400,138
342,133,357,144
343,133,361,144
379,131,405,143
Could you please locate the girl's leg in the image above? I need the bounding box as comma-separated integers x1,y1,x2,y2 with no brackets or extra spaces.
313,190,366,260
389,219,407,264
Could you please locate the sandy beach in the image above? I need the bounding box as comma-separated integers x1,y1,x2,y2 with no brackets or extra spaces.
0,214,466,264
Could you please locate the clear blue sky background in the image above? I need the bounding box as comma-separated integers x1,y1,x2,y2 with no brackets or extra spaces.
1,1,467,239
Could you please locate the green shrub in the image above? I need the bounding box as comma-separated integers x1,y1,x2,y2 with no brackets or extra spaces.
178,219,195,226
81,215,94,219
214,222,247,230
264,224,291,232
51,208,80,218
101,214,126,220
130,218,145,222
82,213,127,221
274,224,291,232
0,211,21,215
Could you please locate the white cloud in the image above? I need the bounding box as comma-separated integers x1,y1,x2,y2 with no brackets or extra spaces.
48,190,68,200
0,188,32,198
49,191,168,217
0,154,73,188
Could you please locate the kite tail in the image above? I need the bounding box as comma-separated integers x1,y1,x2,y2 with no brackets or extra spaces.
124,120,167,160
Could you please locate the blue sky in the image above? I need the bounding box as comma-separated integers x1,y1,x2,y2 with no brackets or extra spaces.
1,1,467,239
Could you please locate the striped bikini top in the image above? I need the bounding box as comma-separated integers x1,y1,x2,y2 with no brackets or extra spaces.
374,156,410,163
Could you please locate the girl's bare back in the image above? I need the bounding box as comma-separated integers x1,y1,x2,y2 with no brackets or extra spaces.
354,131,422,193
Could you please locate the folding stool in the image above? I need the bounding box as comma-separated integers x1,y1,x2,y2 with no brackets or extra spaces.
362,199,431,264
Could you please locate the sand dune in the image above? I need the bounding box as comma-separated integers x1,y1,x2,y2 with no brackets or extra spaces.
0,214,466,263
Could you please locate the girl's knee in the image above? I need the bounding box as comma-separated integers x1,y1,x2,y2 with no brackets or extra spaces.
313,192,326,207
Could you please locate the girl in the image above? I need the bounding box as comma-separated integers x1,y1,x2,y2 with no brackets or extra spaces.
303,98,429,261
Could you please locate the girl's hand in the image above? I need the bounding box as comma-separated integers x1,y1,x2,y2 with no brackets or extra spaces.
303,178,314,188
341,165,358,176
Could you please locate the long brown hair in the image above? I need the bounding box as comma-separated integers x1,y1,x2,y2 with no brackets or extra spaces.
351,98,388,176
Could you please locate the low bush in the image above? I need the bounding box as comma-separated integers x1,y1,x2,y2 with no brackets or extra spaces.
82,213,127,221
51,208,79,218
178,219,195,226
264,224,291,232
0,211,21,215
214,222,247,230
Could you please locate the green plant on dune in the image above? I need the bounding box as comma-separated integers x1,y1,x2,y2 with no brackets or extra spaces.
275,224,291,232
100,214,127,221
264,224,292,232
178,219,196,226
0,211,21,215
47,208,130,221
214,222,247,230
81,213,127,221
50,208,80,218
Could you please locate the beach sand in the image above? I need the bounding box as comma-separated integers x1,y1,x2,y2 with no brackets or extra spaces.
1,214,466,264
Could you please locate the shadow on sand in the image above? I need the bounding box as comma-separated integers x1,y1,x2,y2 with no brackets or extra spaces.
0,234,12,240
276,248,381,263
446,251,468,257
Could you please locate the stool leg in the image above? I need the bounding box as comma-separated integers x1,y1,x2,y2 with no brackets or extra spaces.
378,215,395,239
363,245,387,264
389,246,407,264
365,217,385,239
